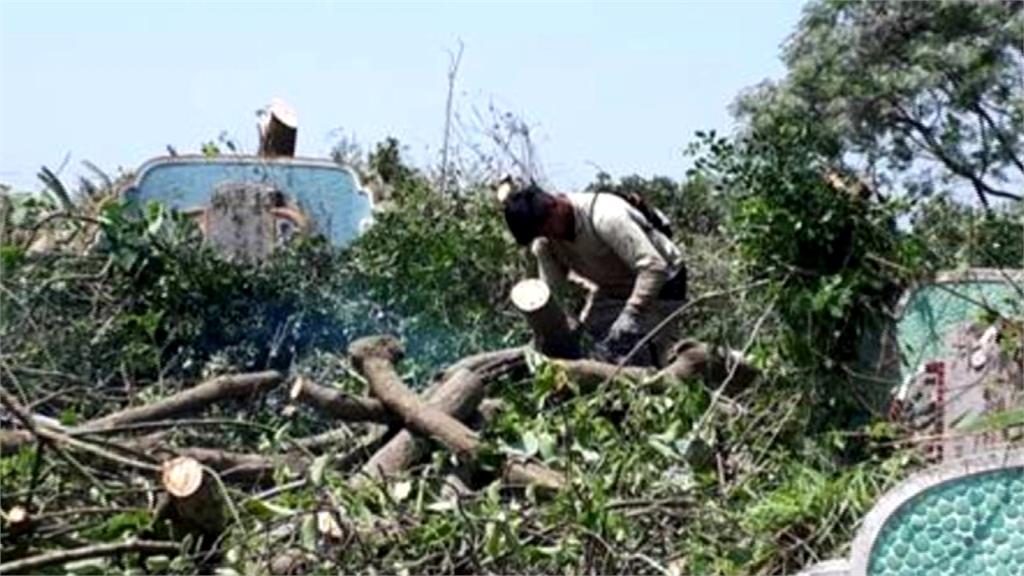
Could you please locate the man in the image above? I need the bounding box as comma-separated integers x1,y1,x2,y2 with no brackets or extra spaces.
503,181,686,366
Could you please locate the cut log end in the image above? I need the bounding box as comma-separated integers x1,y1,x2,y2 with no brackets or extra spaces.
267,98,298,128
5,505,31,534
162,456,204,498
7,506,28,524
269,550,309,575
510,279,581,359
504,460,566,492
348,335,405,369
289,377,307,402
510,278,550,313
317,511,344,540
259,98,298,158
161,456,227,540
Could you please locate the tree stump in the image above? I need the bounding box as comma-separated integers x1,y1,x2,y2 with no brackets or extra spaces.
258,98,298,158
161,456,226,542
4,506,31,535
510,279,581,359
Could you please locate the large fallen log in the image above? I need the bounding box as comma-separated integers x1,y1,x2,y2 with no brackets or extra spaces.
81,371,284,432
442,341,757,396
657,340,760,394
0,389,158,472
443,342,757,395
353,367,485,487
349,336,565,491
2,371,285,455
441,398,506,498
546,343,757,396
289,376,395,424
170,447,302,486
439,346,528,382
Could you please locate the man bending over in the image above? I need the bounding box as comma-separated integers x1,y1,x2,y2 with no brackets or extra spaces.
503,182,686,366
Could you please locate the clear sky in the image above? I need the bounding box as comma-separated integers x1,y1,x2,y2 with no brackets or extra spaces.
0,0,805,192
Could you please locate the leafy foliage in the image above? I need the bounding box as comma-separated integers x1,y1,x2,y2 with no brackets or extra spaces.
342,154,530,367
735,0,1024,206
2,4,1023,573
907,194,1024,268
686,125,905,417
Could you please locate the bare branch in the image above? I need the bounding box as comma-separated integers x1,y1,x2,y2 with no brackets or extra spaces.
439,40,464,194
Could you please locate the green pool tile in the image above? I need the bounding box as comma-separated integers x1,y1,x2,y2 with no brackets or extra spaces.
868,469,1024,576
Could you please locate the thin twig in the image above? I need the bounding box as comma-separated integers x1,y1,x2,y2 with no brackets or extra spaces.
693,296,777,434
439,40,464,194
0,539,181,575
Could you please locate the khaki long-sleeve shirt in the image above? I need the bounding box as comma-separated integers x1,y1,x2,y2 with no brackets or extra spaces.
530,192,683,317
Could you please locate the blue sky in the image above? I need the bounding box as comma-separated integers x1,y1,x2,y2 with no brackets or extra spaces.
0,1,805,191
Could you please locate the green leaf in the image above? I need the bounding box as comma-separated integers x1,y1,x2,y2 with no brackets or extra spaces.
145,555,171,572
59,408,80,427
243,499,296,520
300,514,318,550
309,454,329,487
520,430,540,458
647,437,680,461
484,521,502,557
0,245,25,271
390,479,413,502
81,510,151,541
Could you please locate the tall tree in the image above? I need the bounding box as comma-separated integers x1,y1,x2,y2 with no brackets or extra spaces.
735,0,1024,208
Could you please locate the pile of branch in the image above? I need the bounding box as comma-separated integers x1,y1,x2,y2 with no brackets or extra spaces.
1,322,758,573
289,332,758,493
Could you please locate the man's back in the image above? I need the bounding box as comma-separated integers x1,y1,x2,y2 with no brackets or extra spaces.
533,191,682,300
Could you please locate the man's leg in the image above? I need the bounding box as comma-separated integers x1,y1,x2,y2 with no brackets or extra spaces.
582,296,667,366
650,299,685,367
579,296,623,343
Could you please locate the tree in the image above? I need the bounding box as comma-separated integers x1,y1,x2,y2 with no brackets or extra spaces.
735,0,1024,208
908,194,1024,268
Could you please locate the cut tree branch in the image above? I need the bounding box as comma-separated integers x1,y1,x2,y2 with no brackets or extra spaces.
80,371,284,432
0,539,180,575
349,336,564,491
289,376,395,424
353,367,486,487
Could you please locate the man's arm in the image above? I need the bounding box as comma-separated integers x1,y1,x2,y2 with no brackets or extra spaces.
531,238,570,293
594,201,672,318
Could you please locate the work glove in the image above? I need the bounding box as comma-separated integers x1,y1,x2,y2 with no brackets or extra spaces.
566,315,583,339
595,310,645,364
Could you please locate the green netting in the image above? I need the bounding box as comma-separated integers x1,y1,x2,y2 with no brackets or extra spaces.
868,468,1024,576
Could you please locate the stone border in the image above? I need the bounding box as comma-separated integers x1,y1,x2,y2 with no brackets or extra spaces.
848,447,1024,576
